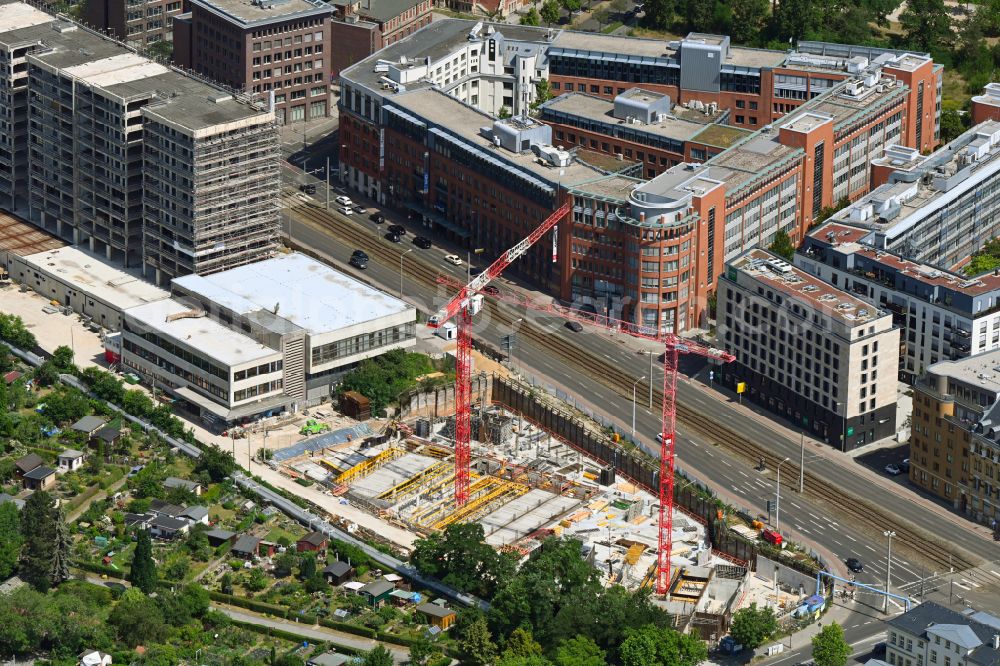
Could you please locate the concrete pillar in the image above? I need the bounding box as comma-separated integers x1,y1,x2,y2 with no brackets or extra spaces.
106,243,112,260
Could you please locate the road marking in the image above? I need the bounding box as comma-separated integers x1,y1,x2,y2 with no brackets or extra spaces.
953,581,971,591
754,479,769,488
961,578,981,588
790,501,803,509
810,520,826,530
809,513,821,521
738,470,750,478
844,534,857,542
865,544,877,552
830,521,839,527
721,459,732,467
990,570,1000,579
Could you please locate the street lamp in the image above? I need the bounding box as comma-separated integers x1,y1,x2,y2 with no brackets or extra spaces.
468,247,484,284
399,249,413,299
775,457,790,534
836,401,847,453
631,375,646,438
509,317,523,365
883,530,896,614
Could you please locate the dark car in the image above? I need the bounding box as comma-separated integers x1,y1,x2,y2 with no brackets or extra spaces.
299,183,316,195
387,224,406,235
846,557,864,573
349,255,368,269
353,204,367,214
385,232,402,243
351,249,369,262
565,321,584,332
412,236,432,249
482,285,500,296
370,213,385,224
900,458,910,473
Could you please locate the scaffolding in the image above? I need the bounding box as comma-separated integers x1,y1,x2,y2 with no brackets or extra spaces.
333,447,406,486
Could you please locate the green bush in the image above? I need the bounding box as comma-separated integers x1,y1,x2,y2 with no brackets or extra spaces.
230,619,362,655
318,618,377,638
208,590,289,618
73,559,126,579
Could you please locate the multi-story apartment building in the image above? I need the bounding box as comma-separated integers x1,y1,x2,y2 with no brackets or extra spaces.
912,352,1000,524
717,248,899,449
538,89,751,179
797,222,1000,381
173,0,333,123
328,0,432,77
971,83,1000,125
121,253,416,428
0,3,281,284
829,120,1000,271
338,20,941,331
886,603,1000,666
85,0,187,49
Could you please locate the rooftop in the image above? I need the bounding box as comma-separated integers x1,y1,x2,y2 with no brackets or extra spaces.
59,449,85,459
360,579,395,596
124,298,282,368
171,252,413,338
62,52,169,88
926,350,1000,392
550,31,786,69
232,534,261,553
704,131,801,194
541,92,732,144
391,88,600,187
22,246,168,312
570,175,642,202
416,602,456,618
0,2,51,33
730,248,887,327
799,75,908,131
973,83,1000,108
805,222,1000,297
188,0,332,26
354,0,426,23
0,211,65,259
24,466,55,480
71,415,107,433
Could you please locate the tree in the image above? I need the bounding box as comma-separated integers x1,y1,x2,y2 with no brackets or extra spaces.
939,108,967,144
730,0,769,43
339,350,435,413
49,507,71,588
592,7,611,29
812,623,850,666
965,237,1000,276
0,313,37,350
770,0,817,43
521,6,541,24
498,658,553,666
412,523,516,599
274,551,297,578
503,628,543,659
299,552,317,581
769,230,795,261
730,602,778,649
554,636,607,666
40,387,90,424
108,588,167,646
899,0,951,52
275,656,305,666
147,39,173,60
363,645,394,666
541,0,560,25
459,616,498,666
0,502,23,580
19,490,57,592
245,567,269,592
534,80,553,108
619,625,707,666
408,635,436,666
33,360,59,387
561,0,581,13
681,0,714,32
128,529,158,594
51,345,75,371
194,444,237,482
641,0,673,29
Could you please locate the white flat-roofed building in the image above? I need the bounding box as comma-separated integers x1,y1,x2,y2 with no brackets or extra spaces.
8,245,168,331
121,253,416,428
718,248,900,450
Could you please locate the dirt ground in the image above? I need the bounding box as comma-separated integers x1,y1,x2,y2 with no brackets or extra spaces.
1,284,107,367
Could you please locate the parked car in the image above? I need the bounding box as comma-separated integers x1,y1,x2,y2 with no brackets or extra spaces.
385,232,402,243
884,463,902,476
299,183,316,195
349,255,368,269
387,224,406,235
900,458,910,472
846,557,864,573
412,236,432,249
565,320,583,332
335,195,353,206
370,213,385,224
444,254,463,265
338,205,353,215
353,204,367,214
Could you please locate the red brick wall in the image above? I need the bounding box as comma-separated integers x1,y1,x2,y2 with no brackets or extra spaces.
331,20,380,78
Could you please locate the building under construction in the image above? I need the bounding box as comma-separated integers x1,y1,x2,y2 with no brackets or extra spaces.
0,1,280,284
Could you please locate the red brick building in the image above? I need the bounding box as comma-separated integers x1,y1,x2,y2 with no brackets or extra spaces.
329,0,432,77
972,83,1000,125
173,0,333,123
85,0,187,48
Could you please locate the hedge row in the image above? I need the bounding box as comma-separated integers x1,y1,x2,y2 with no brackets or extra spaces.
65,485,102,512
375,630,415,647
318,618,377,639
229,620,362,656
208,590,289,618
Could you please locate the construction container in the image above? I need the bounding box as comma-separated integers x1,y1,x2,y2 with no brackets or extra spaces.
340,391,371,420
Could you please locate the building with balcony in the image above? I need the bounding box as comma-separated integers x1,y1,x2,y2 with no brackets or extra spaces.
85,0,187,49
797,222,1000,381
827,120,1000,271
0,3,280,283
912,352,1000,525
121,252,416,428
718,248,899,449
172,0,333,123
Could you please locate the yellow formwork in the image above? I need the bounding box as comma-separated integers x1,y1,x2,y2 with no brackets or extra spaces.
431,477,529,531
333,447,405,485
411,475,489,526
377,461,452,501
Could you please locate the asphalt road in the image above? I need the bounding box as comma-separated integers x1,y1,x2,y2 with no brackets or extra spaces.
283,173,1000,611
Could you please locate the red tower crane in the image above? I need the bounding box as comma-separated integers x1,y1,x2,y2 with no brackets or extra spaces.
437,274,735,595
427,202,571,507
